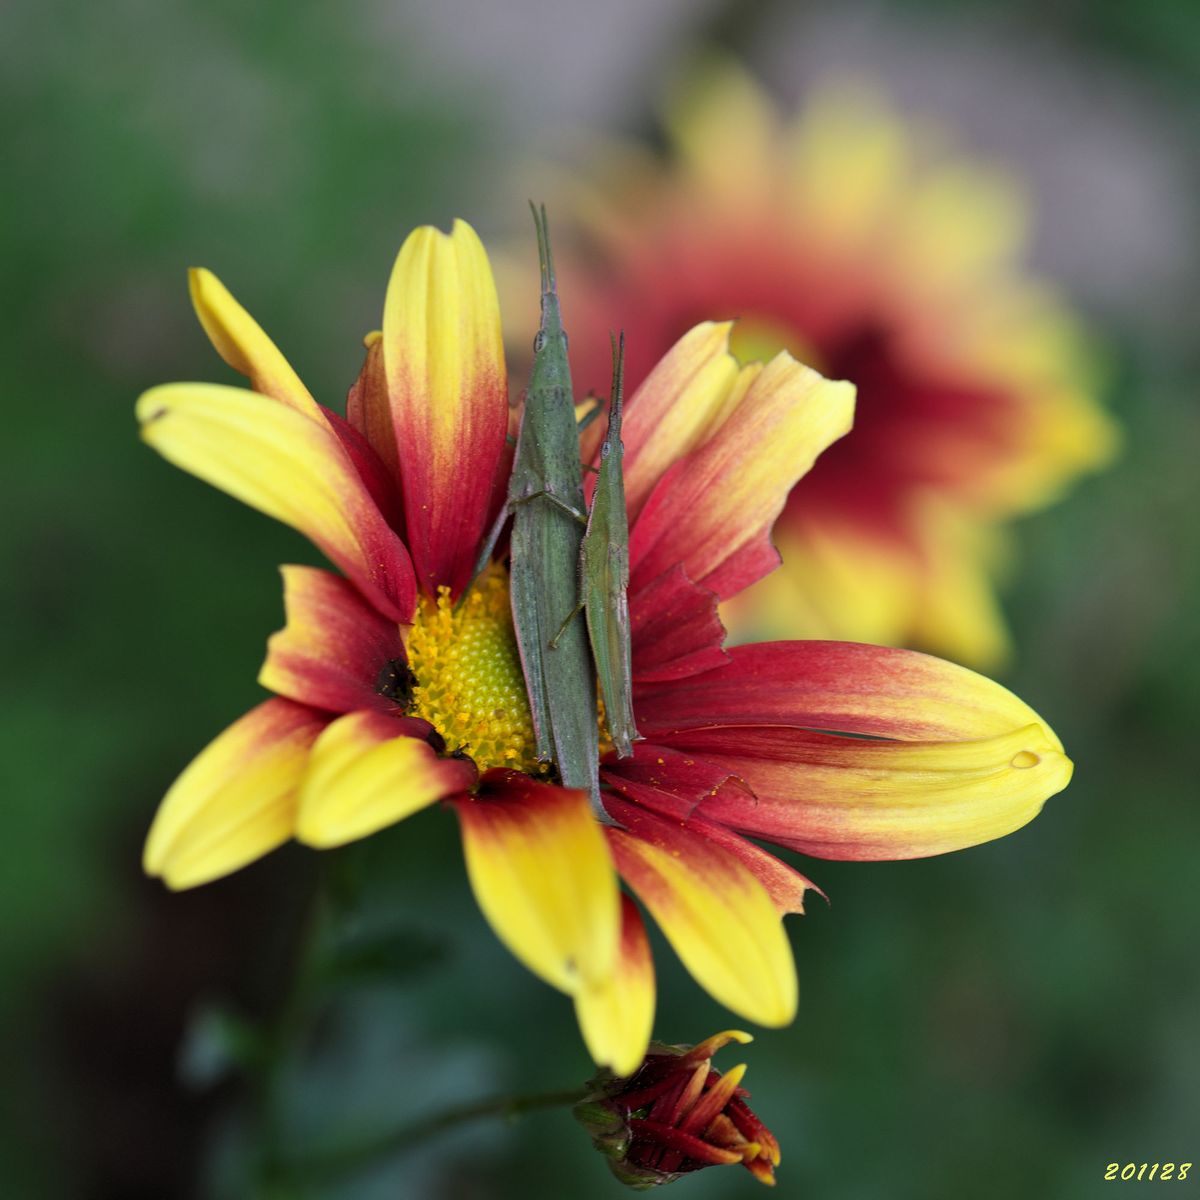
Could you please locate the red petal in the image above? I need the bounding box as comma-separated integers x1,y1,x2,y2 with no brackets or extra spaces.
667,723,1070,861
629,354,853,599
346,333,401,487
727,1095,781,1165
602,744,751,820
678,1063,746,1136
259,565,408,716
628,1119,743,1166
635,640,1062,742
323,403,405,534
605,793,815,915
629,564,729,683
676,811,818,915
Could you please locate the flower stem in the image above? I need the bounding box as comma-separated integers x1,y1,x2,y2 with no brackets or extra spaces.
242,849,584,1190
251,866,335,1191
290,1086,591,1184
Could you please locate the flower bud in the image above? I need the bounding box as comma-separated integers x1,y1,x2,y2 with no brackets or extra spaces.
574,1030,780,1189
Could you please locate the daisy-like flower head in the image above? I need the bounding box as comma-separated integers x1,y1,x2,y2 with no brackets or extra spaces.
139,219,1072,1076
521,61,1120,668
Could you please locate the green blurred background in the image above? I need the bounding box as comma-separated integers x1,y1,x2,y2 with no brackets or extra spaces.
3,1,1198,1197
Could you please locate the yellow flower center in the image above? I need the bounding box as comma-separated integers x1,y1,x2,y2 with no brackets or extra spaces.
406,565,544,775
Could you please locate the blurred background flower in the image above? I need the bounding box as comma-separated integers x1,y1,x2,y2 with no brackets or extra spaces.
2,0,1198,1197
514,59,1119,668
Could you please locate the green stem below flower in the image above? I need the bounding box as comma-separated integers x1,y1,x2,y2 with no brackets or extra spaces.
243,848,584,1192
250,862,338,1192
289,1086,592,1185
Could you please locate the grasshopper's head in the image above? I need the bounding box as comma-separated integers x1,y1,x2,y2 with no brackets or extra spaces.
531,202,569,359
601,330,626,462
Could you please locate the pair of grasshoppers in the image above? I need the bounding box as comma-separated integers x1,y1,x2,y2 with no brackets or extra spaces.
474,206,638,817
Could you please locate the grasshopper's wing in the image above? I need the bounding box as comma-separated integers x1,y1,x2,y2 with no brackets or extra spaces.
582,516,638,758
584,331,638,759
508,510,555,762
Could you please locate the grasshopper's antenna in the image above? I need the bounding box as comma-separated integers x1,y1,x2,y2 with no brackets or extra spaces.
530,201,557,296
607,331,626,440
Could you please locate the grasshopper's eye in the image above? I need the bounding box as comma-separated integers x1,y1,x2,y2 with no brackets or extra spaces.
601,440,611,458
533,330,547,353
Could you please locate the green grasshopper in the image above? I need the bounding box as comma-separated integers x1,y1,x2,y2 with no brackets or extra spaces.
552,333,639,758
474,206,600,808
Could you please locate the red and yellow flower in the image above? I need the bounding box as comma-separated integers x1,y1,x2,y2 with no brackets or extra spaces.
517,62,1119,668
139,219,1072,1077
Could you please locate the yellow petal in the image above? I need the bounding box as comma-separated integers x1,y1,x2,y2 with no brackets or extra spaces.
295,711,475,848
907,503,1013,670
638,639,1065,747
786,81,910,250
188,268,321,418
144,699,325,890
722,521,920,649
137,383,415,622
383,219,508,596
727,512,1014,672
665,57,780,208
453,774,619,995
892,162,1028,295
574,895,656,1075
954,284,1121,512
607,818,797,1028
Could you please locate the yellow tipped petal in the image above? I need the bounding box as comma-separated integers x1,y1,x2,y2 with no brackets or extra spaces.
144,699,325,890
188,268,321,418
574,896,656,1075
692,722,1072,861
383,219,509,596
453,775,620,995
621,322,741,521
631,352,856,599
687,1029,754,1061
295,711,475,848
136,382,415,622
679,1062,747,1133
608,822,797,1028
